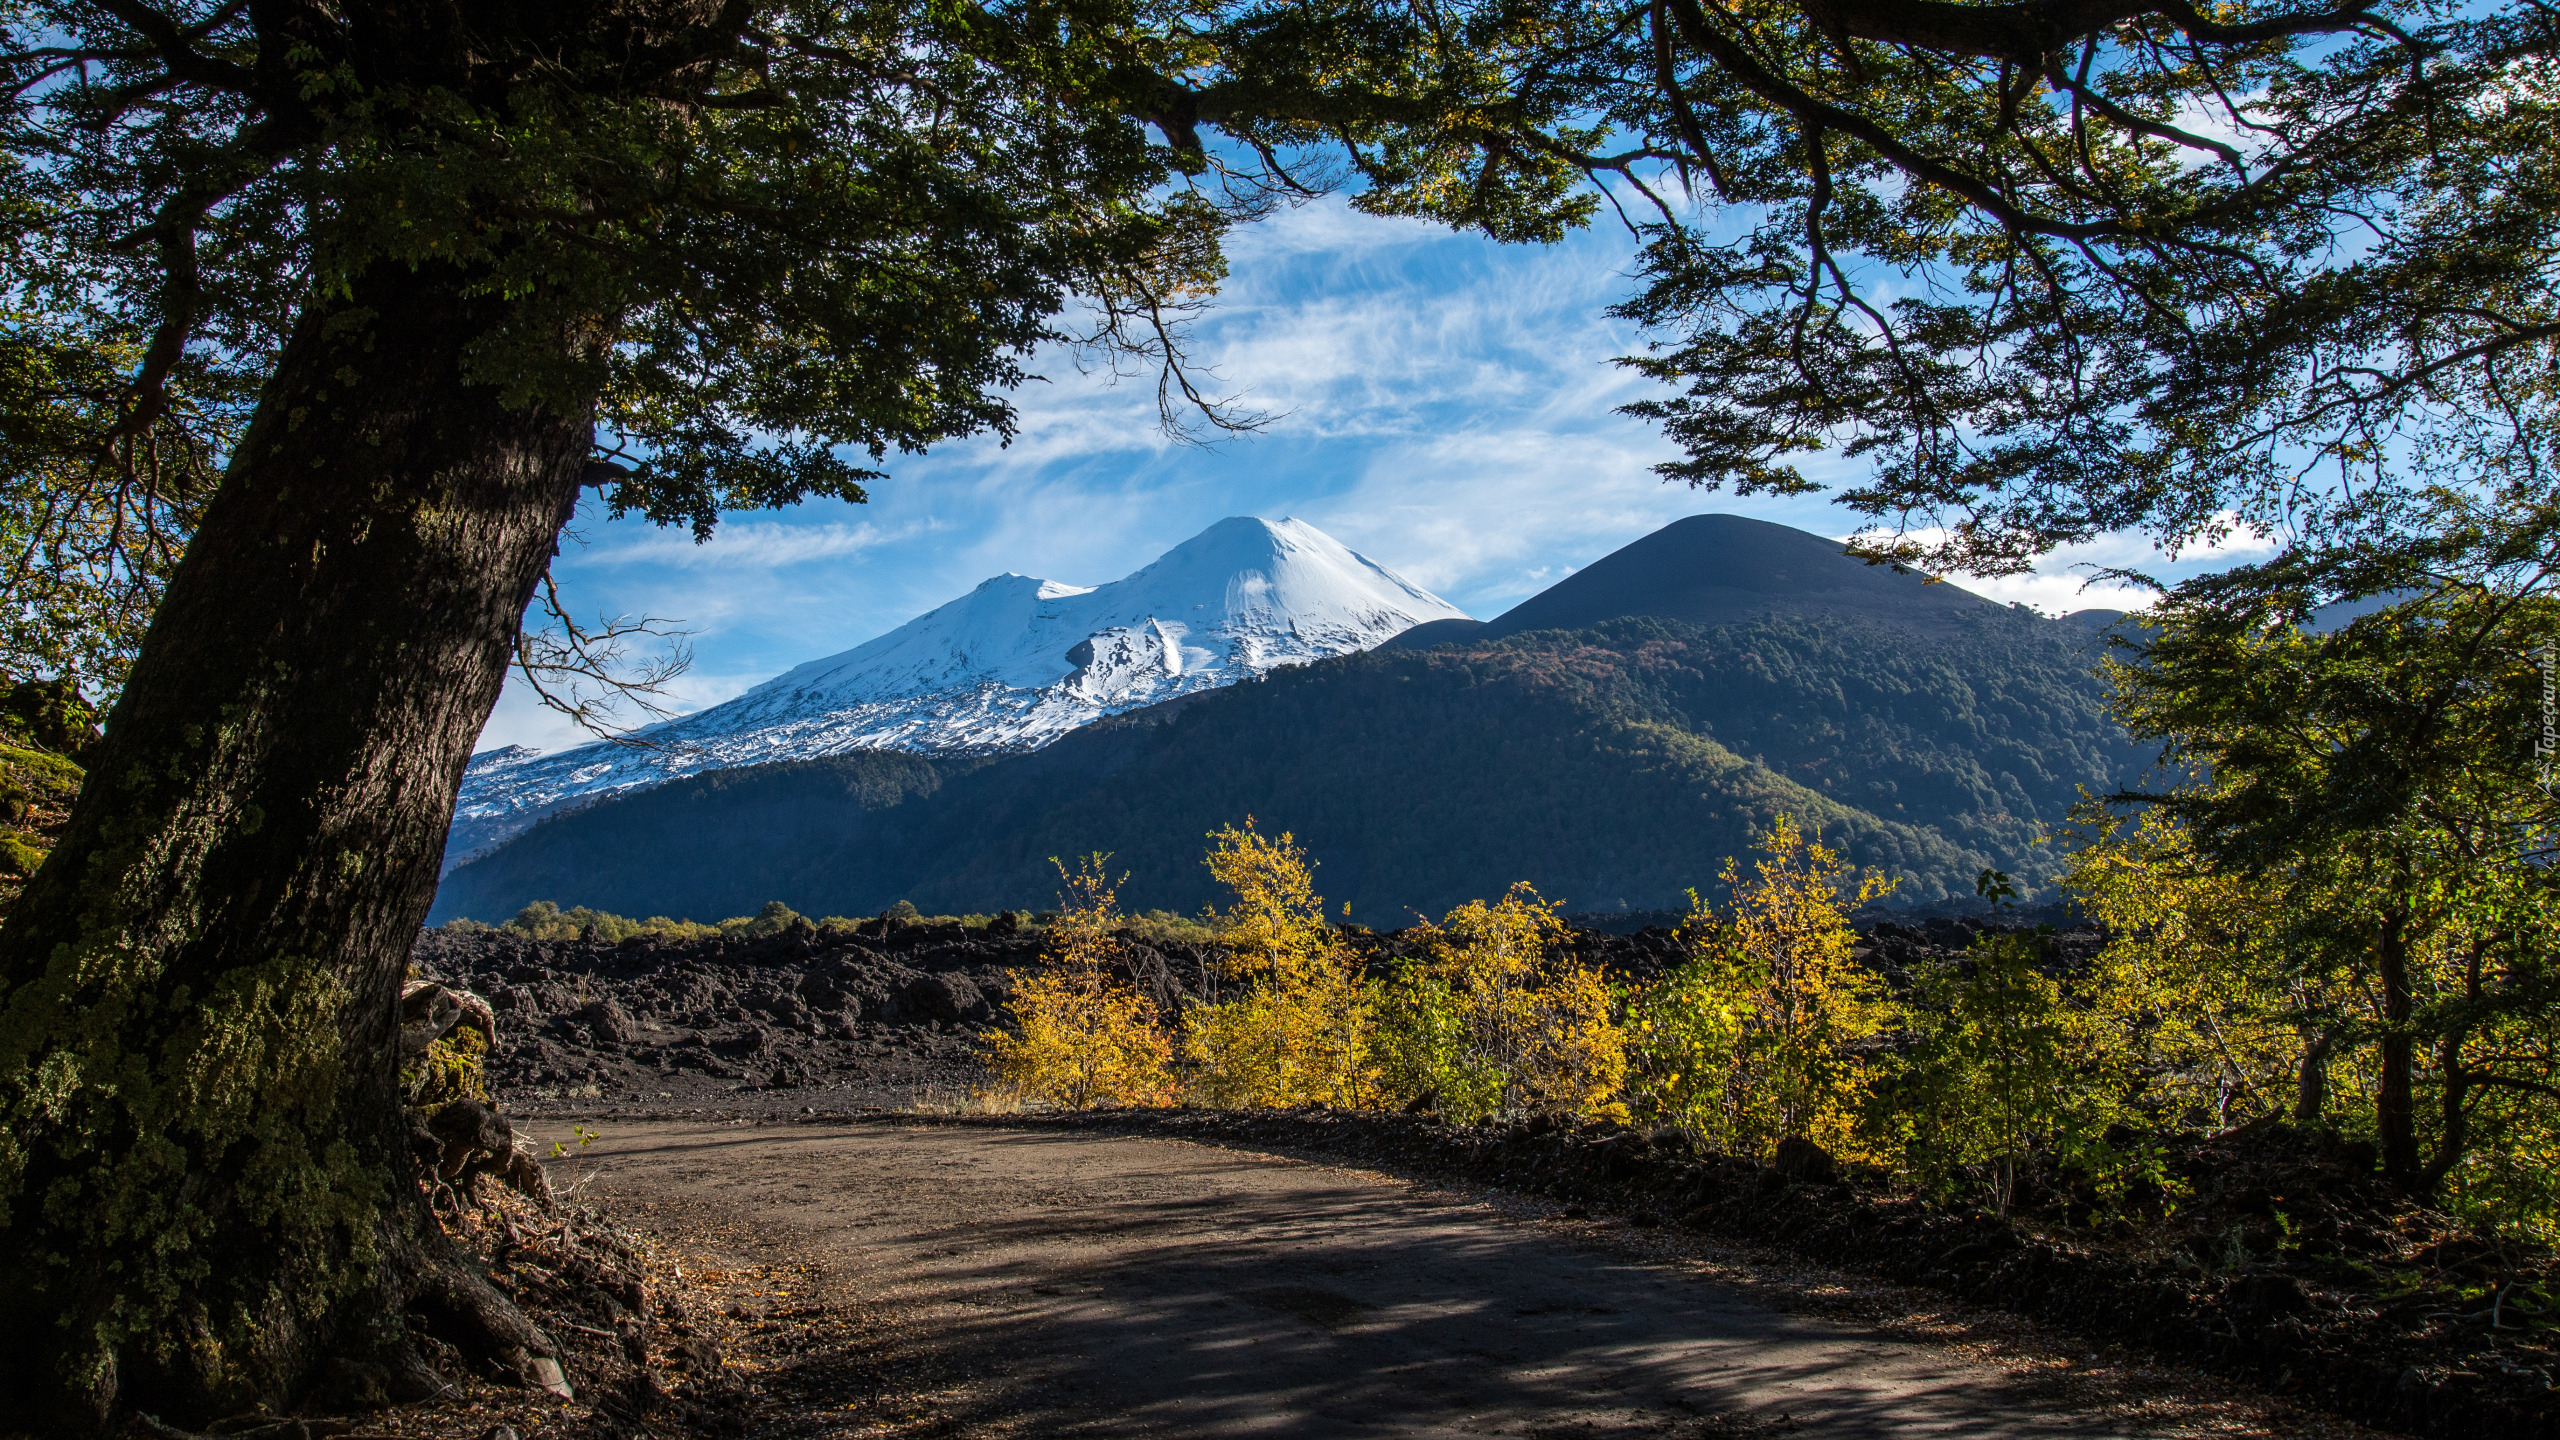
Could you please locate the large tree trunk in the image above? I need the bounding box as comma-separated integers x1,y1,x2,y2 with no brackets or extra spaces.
0,260,590,1429
2419,943,2488,1195
2293,1021,2346,1125
2374,909,2421,1189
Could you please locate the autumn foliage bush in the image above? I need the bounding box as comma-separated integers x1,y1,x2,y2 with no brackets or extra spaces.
1624,817,1894,1160
984,817,2101,1163
981,824,1636,1120
1371,883,1626,1124
981,857,1177,1110
1181,821,1373,1108
982,801,2556,1241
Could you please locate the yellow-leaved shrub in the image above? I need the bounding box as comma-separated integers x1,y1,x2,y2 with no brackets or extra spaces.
1181,821,1372,1107
2065,807,2324,1130
1627,815,1894,1160
981,856,1177,1110
1372,883,1627,1123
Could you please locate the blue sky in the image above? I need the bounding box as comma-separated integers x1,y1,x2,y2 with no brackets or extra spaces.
481,195,2270,755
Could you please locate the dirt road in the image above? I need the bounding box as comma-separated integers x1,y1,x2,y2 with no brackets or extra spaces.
565,1119,2173,1439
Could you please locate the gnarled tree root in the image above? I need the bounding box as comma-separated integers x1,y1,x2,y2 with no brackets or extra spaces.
408,1246,575,1401
294,1218,573,1416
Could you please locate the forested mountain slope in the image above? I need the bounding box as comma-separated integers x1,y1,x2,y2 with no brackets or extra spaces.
431,608,2144,924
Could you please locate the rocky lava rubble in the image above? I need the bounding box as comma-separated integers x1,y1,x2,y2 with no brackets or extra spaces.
413,916,1051,1111
408,911,1264,1114
408,909,2085,1117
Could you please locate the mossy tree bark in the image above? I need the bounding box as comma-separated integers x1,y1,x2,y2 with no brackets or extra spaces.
0,261,590,1428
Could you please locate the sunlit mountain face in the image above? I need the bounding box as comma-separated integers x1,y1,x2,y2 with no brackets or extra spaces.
447,517,1466,870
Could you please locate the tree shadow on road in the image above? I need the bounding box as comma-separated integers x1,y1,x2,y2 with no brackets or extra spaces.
607,1123,2129,1440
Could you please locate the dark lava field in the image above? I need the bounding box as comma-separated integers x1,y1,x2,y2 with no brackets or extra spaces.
408,910,2086,1118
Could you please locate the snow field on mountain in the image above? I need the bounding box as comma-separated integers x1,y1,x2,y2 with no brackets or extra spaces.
448,517,1465,867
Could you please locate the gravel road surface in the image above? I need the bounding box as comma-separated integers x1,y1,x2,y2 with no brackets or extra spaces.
562,1119,2162,1439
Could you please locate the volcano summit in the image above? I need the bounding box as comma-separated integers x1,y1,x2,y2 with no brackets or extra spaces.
448,517,1465,868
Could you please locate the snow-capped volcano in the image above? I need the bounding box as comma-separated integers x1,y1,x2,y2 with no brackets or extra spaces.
445,517,1467,869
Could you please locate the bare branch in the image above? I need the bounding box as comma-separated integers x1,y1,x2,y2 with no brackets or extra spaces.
513,568,697,748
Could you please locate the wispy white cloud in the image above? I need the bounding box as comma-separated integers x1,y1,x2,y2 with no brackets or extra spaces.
893,199,1730,621
585,518,934,570
1221,196,1449,261
1940,569,2158,616
1864,515,2287,617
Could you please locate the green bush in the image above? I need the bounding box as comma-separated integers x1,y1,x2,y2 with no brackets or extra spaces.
720,900,804,937
1367,968,1503,1120
1875,927,2166,1218
1119,908,1222,947
487,900,723,941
